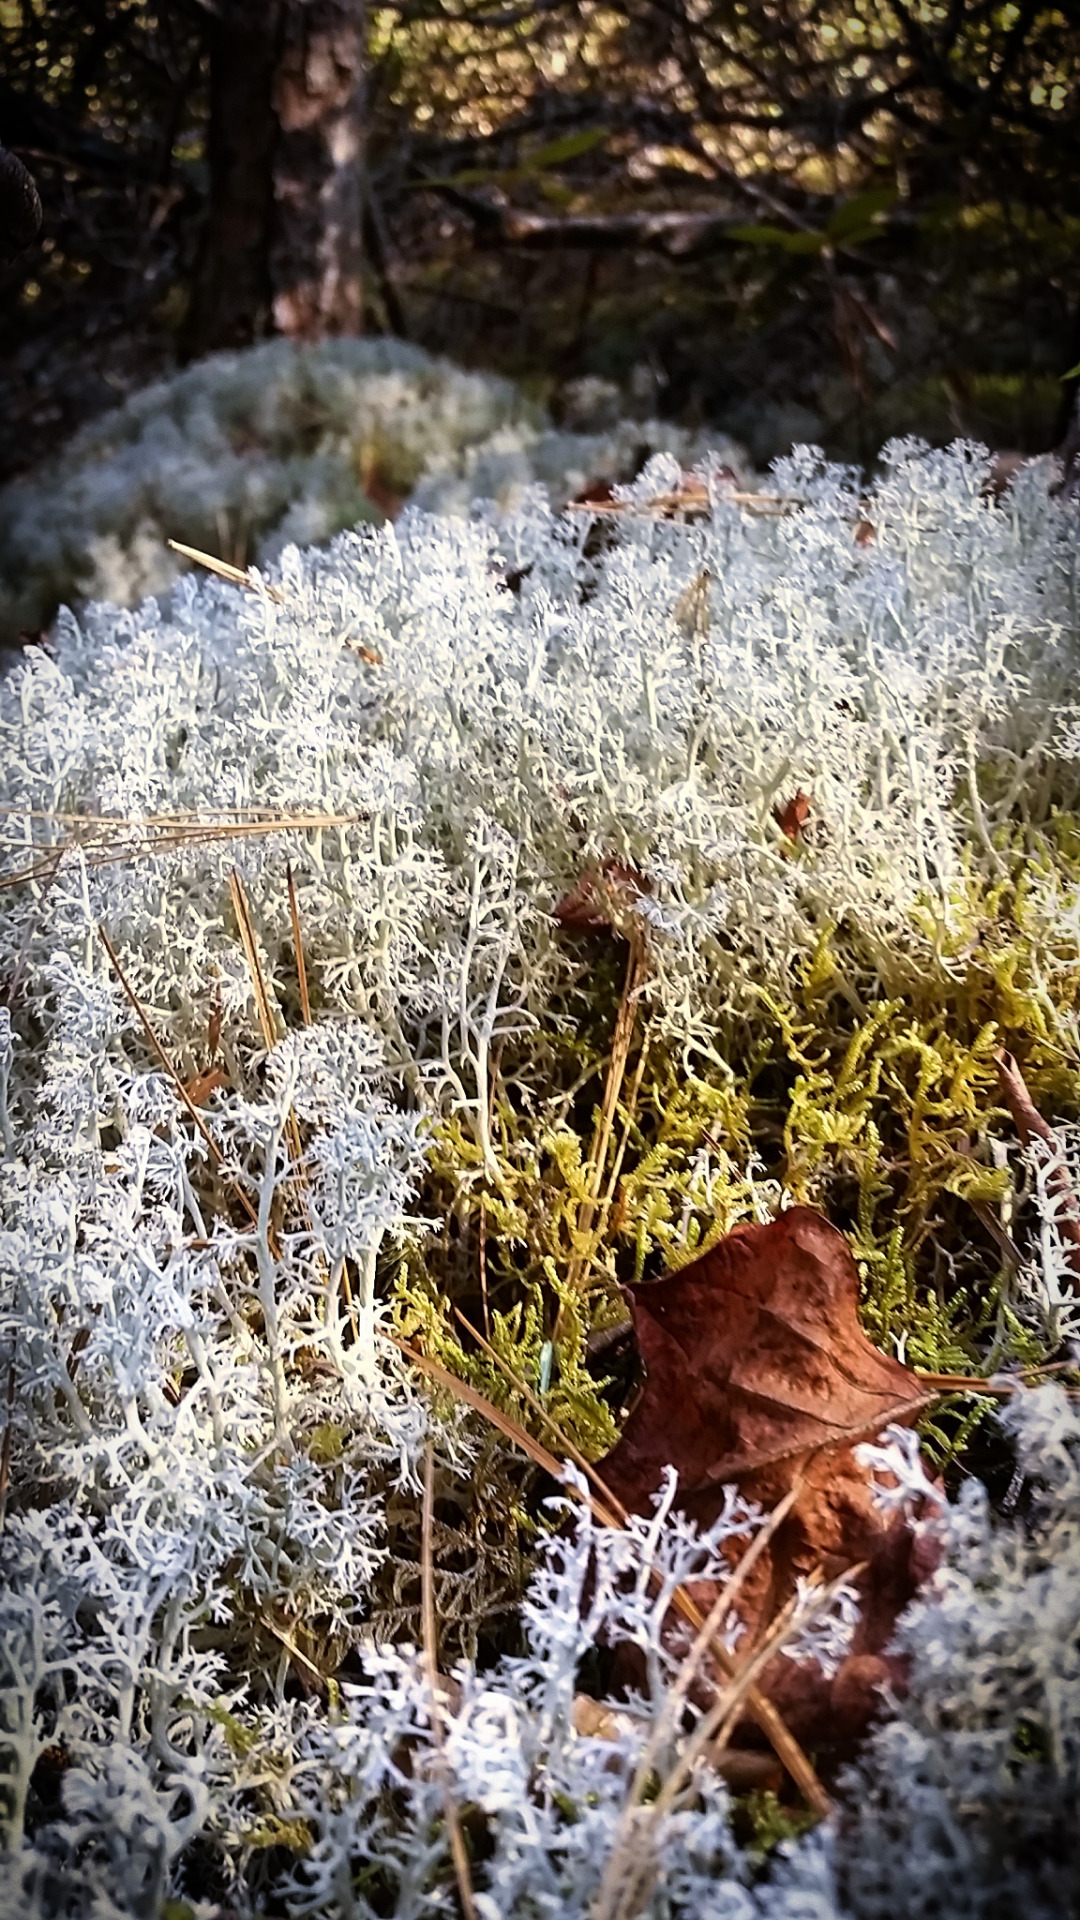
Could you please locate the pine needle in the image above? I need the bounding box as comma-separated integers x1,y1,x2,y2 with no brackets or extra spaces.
287,864,312,1026
590,1562,855,1920
167,537,287,601
422,1442,481,1920
228,867,281,1052
1,806,369,892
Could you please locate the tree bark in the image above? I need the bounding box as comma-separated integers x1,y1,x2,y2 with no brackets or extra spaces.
184,1,285,355
270,0,366,340
184,0,365,359
0,142,42,262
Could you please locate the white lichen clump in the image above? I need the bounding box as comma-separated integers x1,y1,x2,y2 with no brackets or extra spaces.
0,416,1078,1917
0,337,744,642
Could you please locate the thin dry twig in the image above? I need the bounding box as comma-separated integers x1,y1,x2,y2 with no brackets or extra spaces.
392,1335,831,1818
422,1442,481,1920
97,922,259,1229
995,1046,1080,1275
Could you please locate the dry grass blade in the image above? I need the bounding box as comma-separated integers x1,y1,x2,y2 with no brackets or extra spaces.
422,1442,481,1920
98,922,258,1228
392,1335,830,1817
258,1614,330,1691
167,537,287,602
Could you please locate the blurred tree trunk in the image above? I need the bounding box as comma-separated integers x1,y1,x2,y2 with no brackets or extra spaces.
271,0,366,340
184,1,284,354
185,0,365,358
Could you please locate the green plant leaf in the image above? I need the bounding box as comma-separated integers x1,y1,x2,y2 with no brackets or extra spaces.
522,127,609,171
728,223,826,255
826,186,899,244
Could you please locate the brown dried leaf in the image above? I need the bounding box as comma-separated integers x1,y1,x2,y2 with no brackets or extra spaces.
774,790,813,841
597,1207,938,1759
572,476,617,507
182,1065,228,1107
358,453,406,520
553,858,651,932
984,451,1029,499
345,641,384,667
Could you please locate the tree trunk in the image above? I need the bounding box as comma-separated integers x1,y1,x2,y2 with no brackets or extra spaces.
271,0,366,340
184,1,285,355
184,0,365,359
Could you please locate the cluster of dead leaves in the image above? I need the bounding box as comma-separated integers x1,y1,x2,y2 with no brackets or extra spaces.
592,1207,940,1765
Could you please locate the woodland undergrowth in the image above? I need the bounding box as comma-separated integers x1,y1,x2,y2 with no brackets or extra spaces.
1,419,1079,1917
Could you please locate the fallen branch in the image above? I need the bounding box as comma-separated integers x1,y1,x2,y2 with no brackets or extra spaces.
418,185,746,259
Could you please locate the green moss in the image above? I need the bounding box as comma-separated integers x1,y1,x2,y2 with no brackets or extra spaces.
738,1787,817,1862
398,829,1080,1494
241,1815,313,1853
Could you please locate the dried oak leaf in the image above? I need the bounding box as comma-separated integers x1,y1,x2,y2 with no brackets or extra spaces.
596,1207,939,1759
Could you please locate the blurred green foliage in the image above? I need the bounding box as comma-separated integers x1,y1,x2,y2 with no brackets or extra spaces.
1,0,1078,473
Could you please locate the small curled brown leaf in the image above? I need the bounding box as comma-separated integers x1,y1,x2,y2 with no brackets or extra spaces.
774,791,813,841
